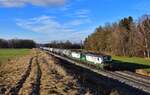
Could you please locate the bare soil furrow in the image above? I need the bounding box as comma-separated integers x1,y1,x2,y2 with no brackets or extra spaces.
0,56,33,95
29,56,42,95
18,57,37,95
6,57,34,95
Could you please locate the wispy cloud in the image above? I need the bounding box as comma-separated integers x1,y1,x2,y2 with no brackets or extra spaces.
16,15,93,42
66,9,90,18
64,18,91,27
0,0,66,7
75,9,90,18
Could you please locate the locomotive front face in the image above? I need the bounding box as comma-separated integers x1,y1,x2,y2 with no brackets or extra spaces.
103,56,108,61
103,56,112,62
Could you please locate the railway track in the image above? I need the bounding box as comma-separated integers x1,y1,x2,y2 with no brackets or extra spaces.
108,71,150,93
47,51,150,94
115,71,150,84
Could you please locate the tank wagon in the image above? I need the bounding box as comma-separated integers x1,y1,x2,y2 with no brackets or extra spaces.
41,47,112,69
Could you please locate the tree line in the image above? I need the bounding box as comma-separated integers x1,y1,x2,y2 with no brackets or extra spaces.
43,40,82,49
0,39,36,48
84,15,150,58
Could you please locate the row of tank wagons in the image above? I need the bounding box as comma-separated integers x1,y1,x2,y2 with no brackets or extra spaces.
41,47,112,64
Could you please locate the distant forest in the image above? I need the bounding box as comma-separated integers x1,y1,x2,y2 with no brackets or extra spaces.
0,39,36,48
43,40,82,49
84,15,150,58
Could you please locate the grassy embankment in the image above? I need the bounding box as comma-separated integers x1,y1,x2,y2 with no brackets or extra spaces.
112,56,150,72
0,49,31,62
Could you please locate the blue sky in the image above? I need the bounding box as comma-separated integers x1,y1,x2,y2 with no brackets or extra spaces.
0,0,150,43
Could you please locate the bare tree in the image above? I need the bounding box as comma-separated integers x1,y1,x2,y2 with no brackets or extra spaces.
84,15,150,58
138,15,150,58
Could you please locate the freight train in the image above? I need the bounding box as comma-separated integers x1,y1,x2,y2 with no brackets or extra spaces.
41,47,112,69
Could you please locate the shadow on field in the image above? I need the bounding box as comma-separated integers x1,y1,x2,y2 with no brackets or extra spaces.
111,60,150,71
